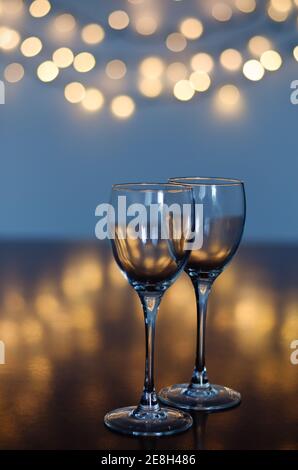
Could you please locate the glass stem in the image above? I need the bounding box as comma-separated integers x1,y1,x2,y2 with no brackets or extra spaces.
190,278,213,388
136,293,162,411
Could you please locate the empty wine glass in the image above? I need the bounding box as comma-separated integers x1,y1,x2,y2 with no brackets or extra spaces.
159,177,246,412
104,183,194,436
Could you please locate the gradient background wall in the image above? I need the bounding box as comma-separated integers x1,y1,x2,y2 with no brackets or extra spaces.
0,0,297,241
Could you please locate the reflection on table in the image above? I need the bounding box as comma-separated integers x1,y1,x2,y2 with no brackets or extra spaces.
0,242,297,449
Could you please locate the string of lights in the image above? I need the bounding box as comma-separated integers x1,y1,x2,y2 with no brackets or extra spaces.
0,0,298,119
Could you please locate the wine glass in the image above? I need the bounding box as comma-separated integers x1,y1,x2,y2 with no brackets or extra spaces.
159,177,246,411
104,183,194,436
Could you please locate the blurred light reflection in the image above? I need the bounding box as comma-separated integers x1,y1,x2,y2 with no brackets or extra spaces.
0,243,296,448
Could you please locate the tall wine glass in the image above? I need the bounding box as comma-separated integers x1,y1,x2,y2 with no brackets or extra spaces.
159,177,246,411
104,183,194,436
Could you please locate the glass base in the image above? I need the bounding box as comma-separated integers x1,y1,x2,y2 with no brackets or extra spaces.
158,384,241,412
104,405,193,436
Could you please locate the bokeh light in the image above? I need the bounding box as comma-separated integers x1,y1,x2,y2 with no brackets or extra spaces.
0,0,290,120
73,52,96,73
267,1,290,22
191,52,214,73
20,36,42,57
0,27,20,50
37,61,59,82
105,60,127,80
220,48,242,71
243,59,265,81
53,14,76,34
139,56,164,79
248,36,272,57
52,47,74,69
4,62,24,83
110,95,135,119
293,46,298,62
215,84,241,113
235,0,256,13
212,2,233,22
64,82,86,104
81,24,105,45
270,0,292,13
189,71,211,92
166,62,188,83
166,32,187,52
82,88,104,112
135,16,158,35
260,50,282,71
138,78,163,98
1,0,24,16
29,0,51,18
108,10,130,30
173,80,195,101
179,17,203,40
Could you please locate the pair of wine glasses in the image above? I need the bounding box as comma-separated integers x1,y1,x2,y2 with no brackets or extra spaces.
104,177,246,437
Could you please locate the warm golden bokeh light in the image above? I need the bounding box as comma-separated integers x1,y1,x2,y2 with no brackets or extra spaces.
73,52,96,73
52,47,74,68
135,16,158,35
110,95,135,119
105,60,127,80
212,2,233,21
173,80,195,101
62,257,103,298
248,35,272,57
82,88,104,112
191,52,214,73
81,24,105,45
234,296,275,347
22,318,43,345
29,0,51,18
20,36,42,57
179,17,203,40
64,82,86,104
267,4,289,22
271,0,292,13
166,62,188,83
0,27,20,50
166,32,187,52
0,0,288,121
260,50,282,71
189,71,211,92
293,46,298,62
108,10,130,30
4,62,24,83
1,0,24,16
281,303,298,343
37,61,59,82
215,84,241,113
138,78,163,98
220,48,243,71
53,13,76,33
139,56,164,79
235,0,256,13
243,59,265,81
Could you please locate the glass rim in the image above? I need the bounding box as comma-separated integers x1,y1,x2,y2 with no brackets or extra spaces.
112,182,193,193
169,177,244,187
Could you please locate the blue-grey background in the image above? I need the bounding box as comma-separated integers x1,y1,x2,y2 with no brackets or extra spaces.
0,0,297,241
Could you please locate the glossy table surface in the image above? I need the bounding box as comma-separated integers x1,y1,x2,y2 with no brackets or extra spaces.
0,241,297,450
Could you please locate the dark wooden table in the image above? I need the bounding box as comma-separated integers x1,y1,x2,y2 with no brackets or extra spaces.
0,241,297,450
